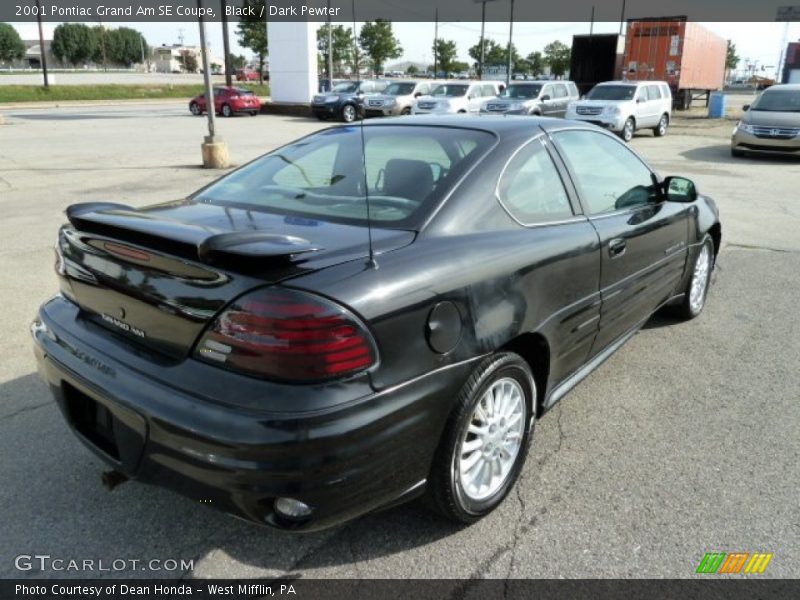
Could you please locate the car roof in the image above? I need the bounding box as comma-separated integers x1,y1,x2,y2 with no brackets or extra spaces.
356,114,599,138
765,83,800,91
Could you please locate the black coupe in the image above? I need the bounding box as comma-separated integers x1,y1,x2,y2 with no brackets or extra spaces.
32,116,721,531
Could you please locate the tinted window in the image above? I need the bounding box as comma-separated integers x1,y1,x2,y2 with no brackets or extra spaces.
431,84,468,97
194,126,494,228
332,81,358,93
646,85,662,100
554,130,658,215
498,141,573,223
503,84,542,99
587,85,637,100
384,82,416,95
554,84,568,98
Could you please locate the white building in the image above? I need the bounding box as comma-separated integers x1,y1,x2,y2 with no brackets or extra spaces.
153,44,223,74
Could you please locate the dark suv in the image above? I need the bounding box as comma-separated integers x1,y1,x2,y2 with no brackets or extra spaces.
311,80,389,122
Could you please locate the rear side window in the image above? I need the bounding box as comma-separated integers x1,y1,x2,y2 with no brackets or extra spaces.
498,140,573,224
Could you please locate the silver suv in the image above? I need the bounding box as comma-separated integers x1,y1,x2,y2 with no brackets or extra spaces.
480,81,580,117
565,80,673,142
364,80,443,117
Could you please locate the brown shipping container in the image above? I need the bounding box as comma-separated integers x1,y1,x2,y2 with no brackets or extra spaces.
623,18,726,109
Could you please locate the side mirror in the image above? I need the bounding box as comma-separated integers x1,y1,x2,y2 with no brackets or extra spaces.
467,95,474,100
414,92,422,97
541,94,551,101
663,176,698,203
742,104,751,111
636,97,644,103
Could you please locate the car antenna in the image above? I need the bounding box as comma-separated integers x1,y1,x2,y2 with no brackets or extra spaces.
358,100,377,270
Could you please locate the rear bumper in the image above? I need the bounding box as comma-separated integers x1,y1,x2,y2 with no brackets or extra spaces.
32,296,475,531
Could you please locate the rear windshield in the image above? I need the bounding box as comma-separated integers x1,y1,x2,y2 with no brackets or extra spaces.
587,85,637,100
193,126,495,229
751,89,800,112
431,84,469,97
502,84,542,99
384,82,417,96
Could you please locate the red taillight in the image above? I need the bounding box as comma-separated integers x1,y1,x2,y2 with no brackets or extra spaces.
195,289,377,381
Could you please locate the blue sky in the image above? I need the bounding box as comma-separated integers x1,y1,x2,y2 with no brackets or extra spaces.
11,21,798,78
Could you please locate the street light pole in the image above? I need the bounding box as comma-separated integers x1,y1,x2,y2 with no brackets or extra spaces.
198,0,228,168
506,0,515,87
327,0,334,81
434,9,439,77
35,0,49,88
221,0,232,86
479,1,486,80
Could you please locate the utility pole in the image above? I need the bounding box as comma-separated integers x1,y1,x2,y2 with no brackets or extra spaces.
327,0,334,82
221,0,232,86
198,0,228,168
619,0,627,35
140,35,146,71
352,0,359,78
35,0,49,87
506,0,515,86
590,6,595,35
434,9,439,77
479,2,486,79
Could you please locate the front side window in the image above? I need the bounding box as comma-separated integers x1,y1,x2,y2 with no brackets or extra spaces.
332,81,358,93
554,84,568,98
384,82,417,96
194,126,495,228
498,141,573,223
481,84,497,97
503,84,543,99
647,85,662,100
553,130,658,215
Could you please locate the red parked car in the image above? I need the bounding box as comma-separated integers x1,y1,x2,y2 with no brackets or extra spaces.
235,68,260,82
189,87,261,117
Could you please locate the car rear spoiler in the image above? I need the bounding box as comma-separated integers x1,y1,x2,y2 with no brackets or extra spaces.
64,203,322,270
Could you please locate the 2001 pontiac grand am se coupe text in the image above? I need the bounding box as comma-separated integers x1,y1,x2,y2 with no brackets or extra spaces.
31,116,721,532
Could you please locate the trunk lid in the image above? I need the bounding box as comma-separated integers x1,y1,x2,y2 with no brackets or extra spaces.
58,200,414,359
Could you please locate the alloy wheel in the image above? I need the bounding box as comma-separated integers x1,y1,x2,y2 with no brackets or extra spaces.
689,245,711,313
457,377,526,501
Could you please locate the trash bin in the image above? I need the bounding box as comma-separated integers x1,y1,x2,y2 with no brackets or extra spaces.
708,92,727,118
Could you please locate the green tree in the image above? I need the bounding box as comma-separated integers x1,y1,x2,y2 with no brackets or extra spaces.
358,20,402,76
543,40,571,78
726,40,740,71
468,38,523,75
229,53,247,70
236,0,268,83
177,50,198,73
317,24,353,77
526,51,545,77
108,27,149,67
52,23,97,67
452,61,470,74
433,38,458,76
0,23,26,65
406,64,419,75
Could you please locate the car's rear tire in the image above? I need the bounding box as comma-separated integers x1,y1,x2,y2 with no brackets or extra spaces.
401,107,411,115
189,102,201,116
653,114,669,137
426,352,535,524
341,104,357,123
221,104,233,118
620,117,635,142
671,236,715,320
249,110,258,116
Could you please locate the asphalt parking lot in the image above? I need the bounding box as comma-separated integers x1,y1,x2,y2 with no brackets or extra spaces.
0,101,798,579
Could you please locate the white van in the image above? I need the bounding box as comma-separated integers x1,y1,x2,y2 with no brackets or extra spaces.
565,80,673,142
412,81,501,115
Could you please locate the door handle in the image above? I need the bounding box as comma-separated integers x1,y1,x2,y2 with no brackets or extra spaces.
608,238,627,258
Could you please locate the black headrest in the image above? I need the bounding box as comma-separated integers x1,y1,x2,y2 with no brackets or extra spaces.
383,159,434,200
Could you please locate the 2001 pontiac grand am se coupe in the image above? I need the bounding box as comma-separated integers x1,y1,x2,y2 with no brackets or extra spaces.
32,116,721,531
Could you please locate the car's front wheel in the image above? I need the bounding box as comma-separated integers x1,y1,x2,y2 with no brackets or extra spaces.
620,117,635,142
341,104,357,122
672,236,715,320
189,102,201,116
427,352,535,523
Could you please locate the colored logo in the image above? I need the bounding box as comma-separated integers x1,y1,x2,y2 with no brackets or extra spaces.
696,552,773,574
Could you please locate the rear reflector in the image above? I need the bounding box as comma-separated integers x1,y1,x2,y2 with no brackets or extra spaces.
195,288,377,381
